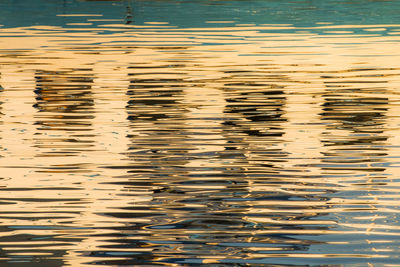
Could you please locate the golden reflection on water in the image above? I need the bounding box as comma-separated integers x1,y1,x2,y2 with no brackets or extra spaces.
1,21,400,266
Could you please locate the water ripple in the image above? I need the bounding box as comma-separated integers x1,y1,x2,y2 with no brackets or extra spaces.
1,0,400,266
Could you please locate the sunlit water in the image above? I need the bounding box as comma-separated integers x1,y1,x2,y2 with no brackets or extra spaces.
1,0,400,266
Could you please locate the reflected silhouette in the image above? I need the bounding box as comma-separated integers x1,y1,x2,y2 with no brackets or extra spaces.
218,73,336,260
320,72,389,173
33,70,95,158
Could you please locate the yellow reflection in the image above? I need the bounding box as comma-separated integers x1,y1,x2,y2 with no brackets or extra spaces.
0,22,400,265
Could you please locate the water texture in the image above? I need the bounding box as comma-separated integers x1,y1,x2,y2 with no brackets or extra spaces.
1,0,400,266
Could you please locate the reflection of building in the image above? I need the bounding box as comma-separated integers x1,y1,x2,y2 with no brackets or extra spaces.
33,70,95,157
219,73,334,256
1,20,400,265
320,77,389,175
314,74,395,243
125,74,191,174
223,79,287,169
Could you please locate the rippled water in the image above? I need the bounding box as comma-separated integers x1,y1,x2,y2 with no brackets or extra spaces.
2,0,400,266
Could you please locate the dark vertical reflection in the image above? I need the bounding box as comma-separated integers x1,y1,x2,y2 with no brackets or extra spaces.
33,69,95,160
223,79,287,165
319,70,390,235
221,76,289,209
320,72,389,174
124,74,190,179
218,74,329,260
92,69,193,265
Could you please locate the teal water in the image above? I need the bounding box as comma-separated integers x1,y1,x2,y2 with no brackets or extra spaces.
1,0,400,266
1,0,400,29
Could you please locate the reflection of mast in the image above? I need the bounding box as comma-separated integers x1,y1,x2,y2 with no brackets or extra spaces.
125,0,133,24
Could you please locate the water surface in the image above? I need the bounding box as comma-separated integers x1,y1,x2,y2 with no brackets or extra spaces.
1,0,400,266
